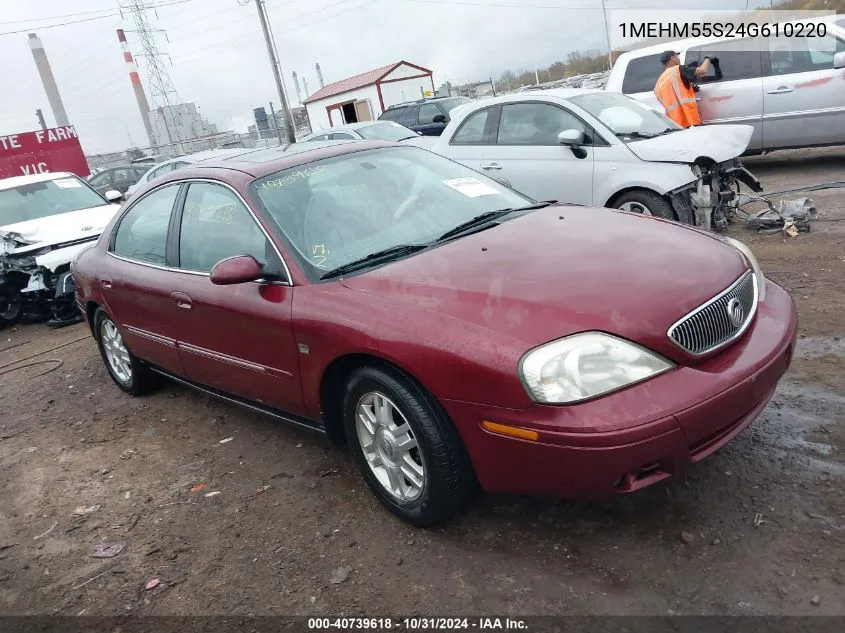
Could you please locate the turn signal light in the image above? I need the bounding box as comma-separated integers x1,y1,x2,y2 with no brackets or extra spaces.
481,420,539,441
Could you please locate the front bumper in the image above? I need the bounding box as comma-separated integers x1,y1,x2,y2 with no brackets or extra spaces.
442,280,798,498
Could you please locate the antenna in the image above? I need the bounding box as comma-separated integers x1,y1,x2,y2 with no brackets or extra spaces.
120,0,184,154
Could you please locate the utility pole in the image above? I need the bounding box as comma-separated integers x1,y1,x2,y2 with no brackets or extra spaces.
489,77,496,97
255,0,296,144
35,109,47,130
600,0,613,71
535,69,540,85
269,102,283,145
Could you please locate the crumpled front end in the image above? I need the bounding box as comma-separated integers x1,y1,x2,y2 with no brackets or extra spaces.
1,231,97,327
668,158,762,232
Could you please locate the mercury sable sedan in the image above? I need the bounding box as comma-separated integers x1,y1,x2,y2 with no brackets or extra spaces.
71,140,798,526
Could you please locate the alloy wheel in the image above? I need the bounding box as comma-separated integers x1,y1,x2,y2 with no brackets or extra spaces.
101,319,132,385
619,201,653,216
355,391,426,502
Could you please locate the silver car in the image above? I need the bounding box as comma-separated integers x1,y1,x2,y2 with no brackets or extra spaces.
605,15,845,152
302,121,421,142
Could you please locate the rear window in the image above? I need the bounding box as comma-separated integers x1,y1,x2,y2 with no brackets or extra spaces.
620,53,664,94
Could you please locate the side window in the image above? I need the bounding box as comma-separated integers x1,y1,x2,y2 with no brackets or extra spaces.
620,53,664,94
688,39,761,82
178,182,278,275
496,103,585,146
307,134,328,141
379,109,401,121
88,172,110,187
330,132,355,140
148,163,174,181
450,108,491,144
766,33,845,75
418,103,441,124
396,106,419,127
112,184,180,265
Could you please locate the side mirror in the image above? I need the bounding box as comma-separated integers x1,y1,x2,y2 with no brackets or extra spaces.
834,51,845,69
432,114,447,124
104,190,123,203
210,255,263,285
558,129,583,145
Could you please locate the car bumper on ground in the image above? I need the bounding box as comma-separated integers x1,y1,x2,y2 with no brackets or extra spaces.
441,279,798,498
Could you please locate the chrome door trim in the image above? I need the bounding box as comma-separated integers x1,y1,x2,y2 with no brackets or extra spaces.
179,341,293,378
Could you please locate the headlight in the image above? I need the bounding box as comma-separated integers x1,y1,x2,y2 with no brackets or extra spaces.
519,333,674,404
719,236,766,302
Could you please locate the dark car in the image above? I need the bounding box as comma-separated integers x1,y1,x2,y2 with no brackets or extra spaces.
87,166,147,196
72,141,797,527
378,97,472,136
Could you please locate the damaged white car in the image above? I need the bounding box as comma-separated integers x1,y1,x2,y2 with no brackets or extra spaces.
1,172,122,328
423,89,762,230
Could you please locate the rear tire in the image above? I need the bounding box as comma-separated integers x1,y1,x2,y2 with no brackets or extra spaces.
94,308,157,396
343,365,478,527
613,190,676,221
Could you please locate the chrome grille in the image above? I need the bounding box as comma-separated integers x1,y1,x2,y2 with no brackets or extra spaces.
668,270,757,356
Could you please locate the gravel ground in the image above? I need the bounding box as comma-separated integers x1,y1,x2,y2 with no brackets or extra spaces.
0,147,843,617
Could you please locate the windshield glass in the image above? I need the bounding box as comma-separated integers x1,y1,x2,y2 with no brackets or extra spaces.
356,122,417,141
569,92,682,140
0,176,107,227
251,146,532,276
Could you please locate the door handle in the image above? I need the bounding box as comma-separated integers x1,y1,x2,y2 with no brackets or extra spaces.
481,163,503,171
97,276,112,290
170,291,192,310
767,86,793,94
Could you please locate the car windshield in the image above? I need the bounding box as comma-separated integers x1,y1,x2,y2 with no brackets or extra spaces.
569,92,682,140
251,146,533,276
356,122,417,141
0,176,107,227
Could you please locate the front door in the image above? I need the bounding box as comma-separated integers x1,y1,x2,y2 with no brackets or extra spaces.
169,181,304,416
479,101,595,204
762,31,845,149
103,183,184,375
684,39,764,151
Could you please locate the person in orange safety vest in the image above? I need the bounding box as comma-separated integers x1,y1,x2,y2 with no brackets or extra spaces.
654,50,714,128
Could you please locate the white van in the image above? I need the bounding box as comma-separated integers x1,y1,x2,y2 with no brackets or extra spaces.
605,15,845,152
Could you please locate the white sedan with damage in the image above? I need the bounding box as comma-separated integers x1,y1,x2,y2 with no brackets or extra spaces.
0,172,122,327
423,89,762,230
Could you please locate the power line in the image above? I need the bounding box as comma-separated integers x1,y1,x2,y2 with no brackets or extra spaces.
400,0,613,7
0,0,199,36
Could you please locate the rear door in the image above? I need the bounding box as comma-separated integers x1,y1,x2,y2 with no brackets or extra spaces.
479,101,595,204
439,105,497,173
685,38,764,151
103,183,185,375
395,105,420,132
761,30,845,149
416,102,446,136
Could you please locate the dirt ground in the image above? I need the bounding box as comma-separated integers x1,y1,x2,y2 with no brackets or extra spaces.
1,147,843,617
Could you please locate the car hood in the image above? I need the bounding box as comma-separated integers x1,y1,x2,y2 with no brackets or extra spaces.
626,124,753,164
341,205,749,364
0,204,119,256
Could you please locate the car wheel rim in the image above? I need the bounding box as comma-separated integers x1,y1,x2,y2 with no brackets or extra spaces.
101,319,132,385
1,301,20,321
619,201,652,216
355,391,425,502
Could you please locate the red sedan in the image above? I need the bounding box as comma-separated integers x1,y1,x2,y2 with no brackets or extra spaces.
71,141,798,526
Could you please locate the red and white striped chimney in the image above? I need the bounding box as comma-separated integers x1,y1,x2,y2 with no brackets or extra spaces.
117,29,156,151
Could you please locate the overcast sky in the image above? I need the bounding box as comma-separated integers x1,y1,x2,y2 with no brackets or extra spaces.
2,0,760,154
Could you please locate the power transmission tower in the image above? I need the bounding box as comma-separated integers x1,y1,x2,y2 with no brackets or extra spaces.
119,0,185,154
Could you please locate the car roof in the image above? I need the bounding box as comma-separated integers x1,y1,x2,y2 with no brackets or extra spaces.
459,88,600,110
157,140,399,179
386,95,467,109
0,171,79,190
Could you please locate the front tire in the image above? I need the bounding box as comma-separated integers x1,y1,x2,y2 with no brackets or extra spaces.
343,365,478,527
94,308,157,395
0,297,22,328
613,189,676,221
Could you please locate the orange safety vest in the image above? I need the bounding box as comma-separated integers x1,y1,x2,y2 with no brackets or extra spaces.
654,65,701,128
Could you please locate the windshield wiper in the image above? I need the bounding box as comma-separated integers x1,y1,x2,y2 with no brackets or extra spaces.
436,202,552,243
620,131,658,139
319,243,431,280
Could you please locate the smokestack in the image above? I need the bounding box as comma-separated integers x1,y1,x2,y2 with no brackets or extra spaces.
315,63,324,88
302,76,309,98
28,34,69,128
292,71,303,104
117,29,157,152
